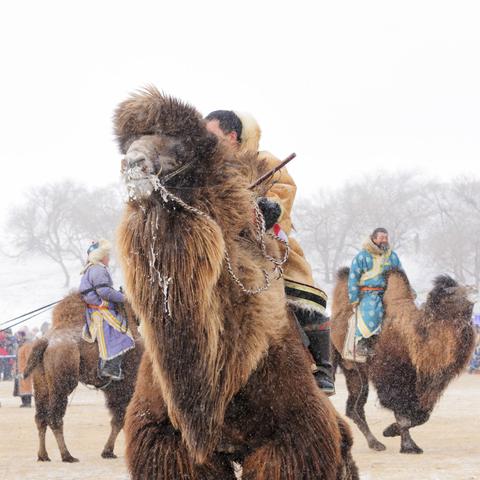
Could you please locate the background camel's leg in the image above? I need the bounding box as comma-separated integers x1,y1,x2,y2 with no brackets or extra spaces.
394,413,423,454
343,364,386,451
101,416,122,459
101,382,132,459
49,391,79,462
383,422,401,437
42,340,80,462
32,373,50,461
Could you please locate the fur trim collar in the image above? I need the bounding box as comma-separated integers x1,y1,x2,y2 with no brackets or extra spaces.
362,237,391,257
234,111,261,154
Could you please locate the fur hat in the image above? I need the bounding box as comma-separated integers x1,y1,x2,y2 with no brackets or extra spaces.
87,239,111,264
81,239,111,273
234,111,261,155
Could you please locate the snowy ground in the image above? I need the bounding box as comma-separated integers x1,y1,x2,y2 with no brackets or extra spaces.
0,372,479,479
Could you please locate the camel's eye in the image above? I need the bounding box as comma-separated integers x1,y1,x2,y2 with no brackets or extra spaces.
129,157,146,168
171,143,186,160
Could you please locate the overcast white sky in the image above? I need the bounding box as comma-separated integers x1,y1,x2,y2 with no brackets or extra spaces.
1,0,479,224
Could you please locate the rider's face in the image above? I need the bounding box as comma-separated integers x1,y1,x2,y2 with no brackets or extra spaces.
205,120,239,149
373,232,389,249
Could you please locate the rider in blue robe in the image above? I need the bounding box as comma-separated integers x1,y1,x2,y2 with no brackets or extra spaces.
348,228,403,353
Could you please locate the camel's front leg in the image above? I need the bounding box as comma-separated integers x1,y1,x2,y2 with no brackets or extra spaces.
394,413,423,454
125,357,236,480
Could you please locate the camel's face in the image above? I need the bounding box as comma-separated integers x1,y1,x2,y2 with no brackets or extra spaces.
465,285,479,305
121,134,182,200
437,284,477,319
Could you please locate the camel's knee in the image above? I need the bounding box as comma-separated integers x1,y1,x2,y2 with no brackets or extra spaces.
35,414,48,430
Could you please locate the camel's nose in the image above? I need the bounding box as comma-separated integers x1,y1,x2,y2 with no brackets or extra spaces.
124,151,150,173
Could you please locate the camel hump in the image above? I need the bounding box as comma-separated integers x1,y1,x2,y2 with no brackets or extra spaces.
51,291,86,329
23,337,49,378
336,267,350,281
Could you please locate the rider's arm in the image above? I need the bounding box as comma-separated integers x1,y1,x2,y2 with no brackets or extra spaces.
348,254,365,305
92,267,125,303
260,152,297,234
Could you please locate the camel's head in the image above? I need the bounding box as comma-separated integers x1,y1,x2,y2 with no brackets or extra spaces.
425,275,477,319
114,87,218,201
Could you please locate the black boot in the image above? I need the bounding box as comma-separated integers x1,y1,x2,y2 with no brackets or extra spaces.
293,306,335,396
99,356,124,381
20,395,32,408
355,336,377,356
307,328,336,396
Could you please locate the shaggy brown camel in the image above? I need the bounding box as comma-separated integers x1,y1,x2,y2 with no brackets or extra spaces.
24,293,143,462
331,267,476,454
115,87,359,480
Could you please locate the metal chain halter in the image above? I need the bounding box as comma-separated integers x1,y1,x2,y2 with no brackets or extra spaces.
151,178,290,296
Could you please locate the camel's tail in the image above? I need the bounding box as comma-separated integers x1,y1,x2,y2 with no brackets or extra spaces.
23,337,49,378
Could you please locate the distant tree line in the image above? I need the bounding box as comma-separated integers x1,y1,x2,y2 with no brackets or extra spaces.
293,172,480,287
4,173,480,289
4,181,123,287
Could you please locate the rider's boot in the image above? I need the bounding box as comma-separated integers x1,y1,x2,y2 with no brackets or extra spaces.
293,306,335,396
307,327,336,396
355,336,377,356
99,356,124,381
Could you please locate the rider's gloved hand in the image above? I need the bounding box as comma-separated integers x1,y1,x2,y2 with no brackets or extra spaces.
257,197,281,230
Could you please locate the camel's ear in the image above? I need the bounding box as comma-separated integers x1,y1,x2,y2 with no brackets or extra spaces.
114,86,210,155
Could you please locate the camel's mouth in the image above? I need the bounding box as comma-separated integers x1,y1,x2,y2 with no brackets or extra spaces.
122,166,160,201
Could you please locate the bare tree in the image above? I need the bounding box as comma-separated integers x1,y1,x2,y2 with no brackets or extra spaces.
5,181,123,286
294,172,427,285
422,178,480,286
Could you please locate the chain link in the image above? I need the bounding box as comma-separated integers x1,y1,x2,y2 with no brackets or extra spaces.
153,180,290,296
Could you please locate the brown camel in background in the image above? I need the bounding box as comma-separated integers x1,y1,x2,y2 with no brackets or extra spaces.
331,267,476,454
24,293,143,462
115,87,359,479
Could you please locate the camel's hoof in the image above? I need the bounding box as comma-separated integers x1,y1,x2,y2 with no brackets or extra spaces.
369,440,386,451
62,455,79,463
400,445,423,454
383,424,400,437
101,451,117,459
37,455,51,462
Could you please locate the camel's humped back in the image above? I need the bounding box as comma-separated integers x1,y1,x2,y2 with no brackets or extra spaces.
51,292,86,330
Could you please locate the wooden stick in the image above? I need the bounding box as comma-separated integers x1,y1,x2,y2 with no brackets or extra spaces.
248,153,296,190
